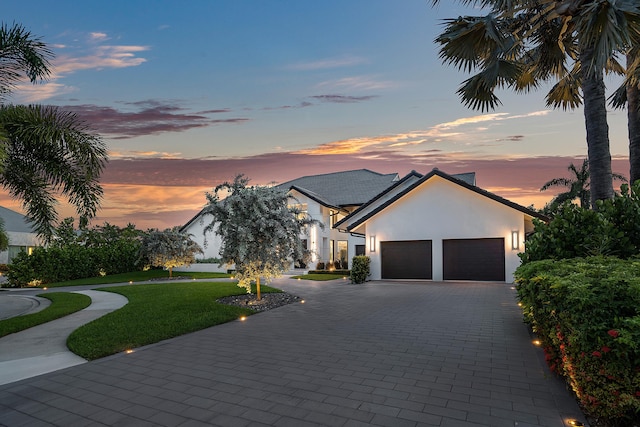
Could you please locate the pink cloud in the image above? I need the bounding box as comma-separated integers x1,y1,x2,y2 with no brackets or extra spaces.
0,151,629,230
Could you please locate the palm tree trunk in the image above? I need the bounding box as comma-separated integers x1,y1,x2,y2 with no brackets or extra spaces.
628,52,640,185
256,276,261,301
581,46,613,208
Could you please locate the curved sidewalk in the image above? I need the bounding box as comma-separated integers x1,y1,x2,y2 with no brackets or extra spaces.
0,290,128,386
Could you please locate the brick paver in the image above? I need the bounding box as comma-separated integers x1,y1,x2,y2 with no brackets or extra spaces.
0,280,587,426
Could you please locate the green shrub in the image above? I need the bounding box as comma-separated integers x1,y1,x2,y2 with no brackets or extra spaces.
307,269,350,275
316,261,325,270
350,256,370,284
522,183,640,263
5,221,144,287
515,257,640,423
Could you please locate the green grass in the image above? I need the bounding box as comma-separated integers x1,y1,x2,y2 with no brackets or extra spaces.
67,282,280,360
0,292,92,338
44,270,231,288
291,273,349,281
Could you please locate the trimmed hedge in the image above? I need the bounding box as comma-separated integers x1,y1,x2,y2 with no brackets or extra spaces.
515,257,640,423
350,256,370,284
307,269,350,275
521,182,640,264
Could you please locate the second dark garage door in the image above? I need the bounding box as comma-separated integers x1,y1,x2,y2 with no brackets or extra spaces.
443,238,505,281
381,240,432,279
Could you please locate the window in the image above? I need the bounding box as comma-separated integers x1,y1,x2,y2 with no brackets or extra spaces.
8,246,36,263
329,240,335,262
337,240,348,263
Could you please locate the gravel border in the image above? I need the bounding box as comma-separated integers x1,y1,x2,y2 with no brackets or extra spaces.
217,292,301,312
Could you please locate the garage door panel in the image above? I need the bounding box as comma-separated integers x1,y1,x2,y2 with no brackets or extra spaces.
443,238,505,281
381,240,432,279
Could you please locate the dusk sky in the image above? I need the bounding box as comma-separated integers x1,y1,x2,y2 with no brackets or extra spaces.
3,1,631,230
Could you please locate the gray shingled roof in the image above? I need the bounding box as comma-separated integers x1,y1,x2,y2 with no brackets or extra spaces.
278,169,399,207
0,206,35,233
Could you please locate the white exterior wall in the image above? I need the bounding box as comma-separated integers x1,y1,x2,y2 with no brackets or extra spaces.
183,191,366,271
182,214,224,261
364,176,527,283
289,191,365,269
0,231,42,264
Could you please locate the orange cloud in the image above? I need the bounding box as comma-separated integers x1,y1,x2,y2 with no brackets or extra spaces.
0,152,629,231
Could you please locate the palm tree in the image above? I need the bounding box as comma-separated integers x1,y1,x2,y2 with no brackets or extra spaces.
541,158,627,209
431,1,640,208
0,23,107,240
610,45,640,184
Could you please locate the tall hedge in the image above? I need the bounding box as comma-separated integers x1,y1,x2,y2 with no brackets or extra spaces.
6,221,144,287
515,257,640,423
521,182,640,263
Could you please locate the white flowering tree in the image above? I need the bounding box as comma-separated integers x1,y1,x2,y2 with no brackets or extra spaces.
139,228,203,277
202,174,318,300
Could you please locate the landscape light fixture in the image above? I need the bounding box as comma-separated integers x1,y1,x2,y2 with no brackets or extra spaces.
369,235,376,252
511,230,519,250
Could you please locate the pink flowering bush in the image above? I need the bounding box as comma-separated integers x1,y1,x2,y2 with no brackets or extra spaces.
515,257,640,424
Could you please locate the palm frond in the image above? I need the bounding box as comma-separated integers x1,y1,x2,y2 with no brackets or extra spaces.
0,104,107,239
576,1,637,77
545,66,582,110
456,73,503,111
0,22,53,100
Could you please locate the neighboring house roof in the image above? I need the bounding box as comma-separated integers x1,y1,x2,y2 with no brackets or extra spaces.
278,169,399,208
0,206,36,234
335,168,546,232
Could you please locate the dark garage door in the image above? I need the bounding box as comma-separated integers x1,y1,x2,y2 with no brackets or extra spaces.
381,240,432,279
443,238,505,281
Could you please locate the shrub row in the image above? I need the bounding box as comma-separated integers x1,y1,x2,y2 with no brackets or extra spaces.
515,257,640,423
6,241,141,287
307,269,350,275
522,182,640,263
316,260,348,270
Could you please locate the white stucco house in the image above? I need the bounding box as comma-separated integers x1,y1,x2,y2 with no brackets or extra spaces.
0,206,42,264
334,168,545,282
180,168,543,282
180,169,401,270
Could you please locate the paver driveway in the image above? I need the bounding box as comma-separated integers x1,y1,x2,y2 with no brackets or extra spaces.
0,279,586,426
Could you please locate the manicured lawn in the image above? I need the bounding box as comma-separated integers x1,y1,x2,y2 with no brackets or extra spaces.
44,270,231,288
67,281,280,360
0,292,92,338
291,273,349,281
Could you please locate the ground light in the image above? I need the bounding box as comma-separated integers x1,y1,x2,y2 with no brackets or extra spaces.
239,316,247,322
567,420,584,426
300,300,305,304
532,339,542,346
124,349,134,354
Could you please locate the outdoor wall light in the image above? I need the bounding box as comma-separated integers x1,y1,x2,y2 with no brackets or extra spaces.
511,230,519,250
369,235,376,252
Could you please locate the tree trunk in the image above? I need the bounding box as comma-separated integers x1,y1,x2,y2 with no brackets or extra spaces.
581,46,613,208
628,52,640,185
256,276,261,301
169,267,173,278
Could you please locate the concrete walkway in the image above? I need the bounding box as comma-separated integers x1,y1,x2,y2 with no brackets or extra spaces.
0,290,128,386
0,280,587,426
